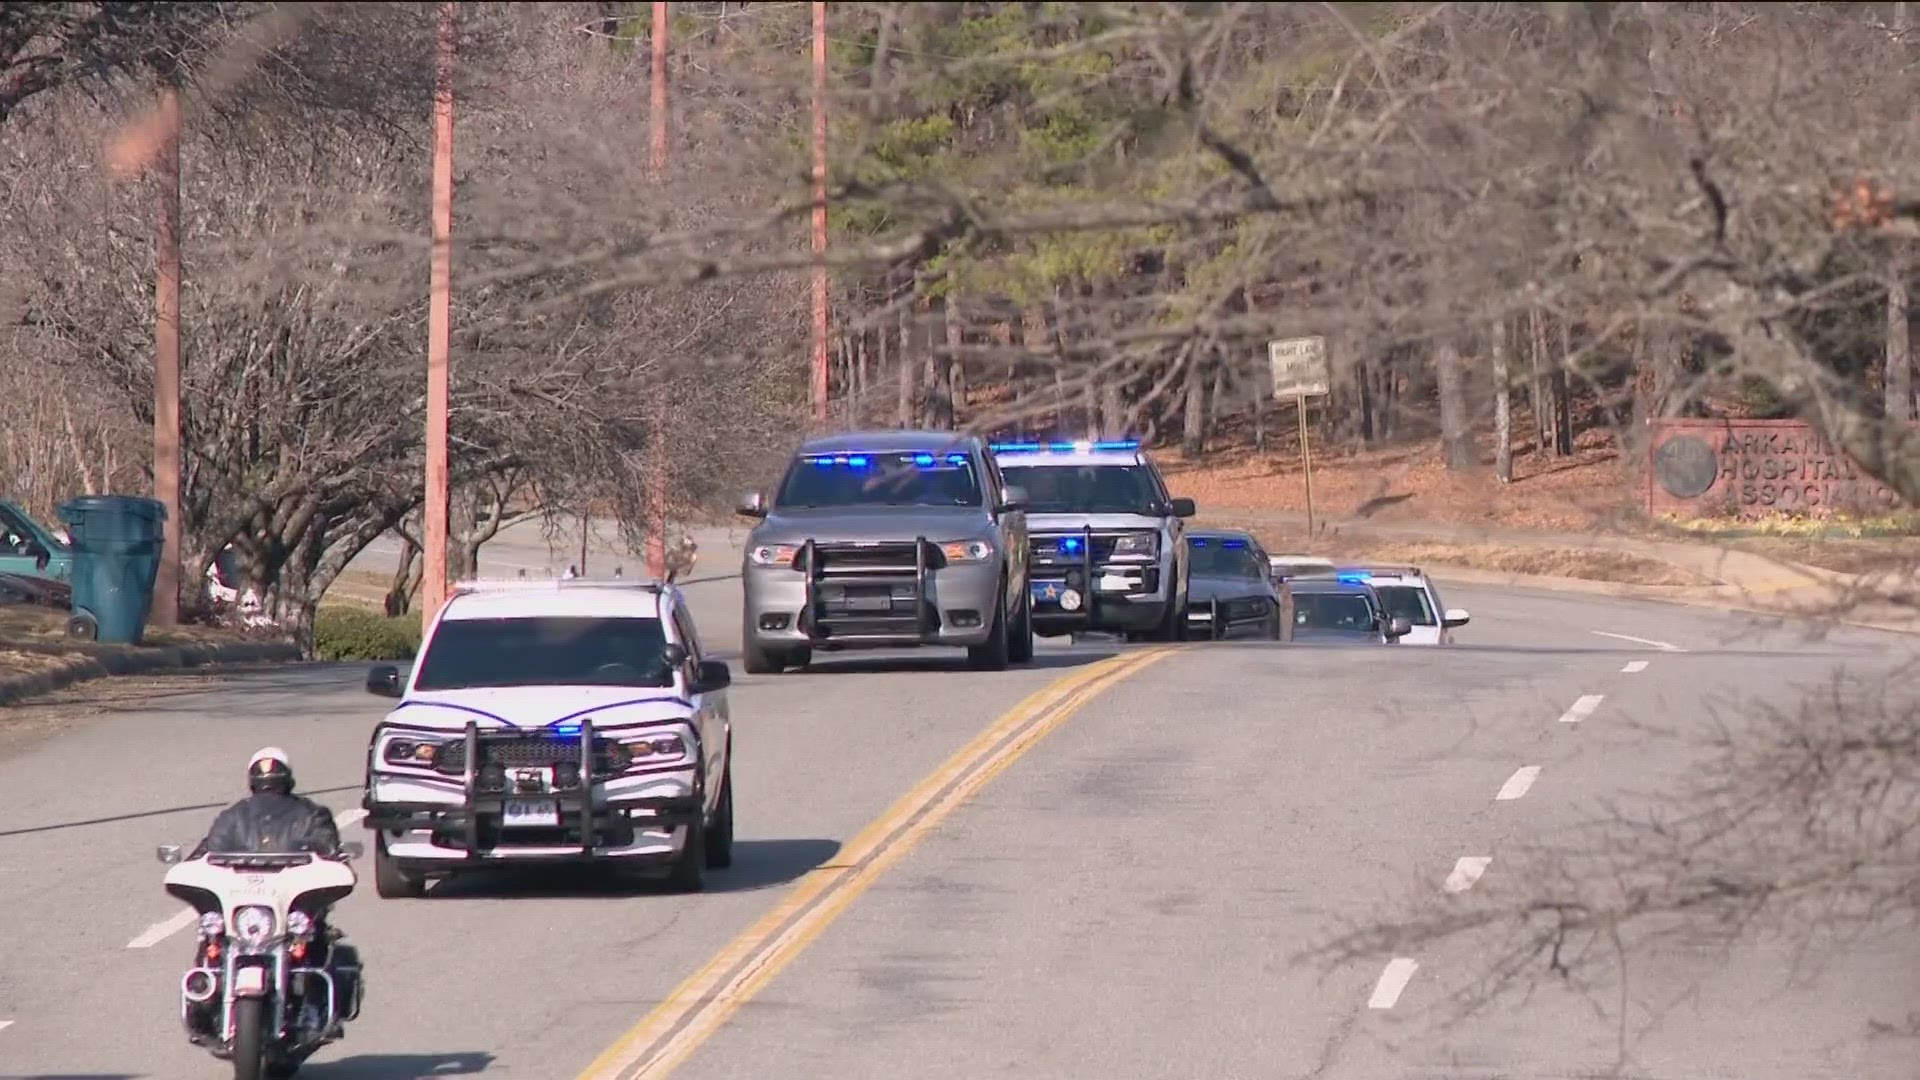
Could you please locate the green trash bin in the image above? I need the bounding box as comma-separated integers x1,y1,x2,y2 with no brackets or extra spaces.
57,495,168,645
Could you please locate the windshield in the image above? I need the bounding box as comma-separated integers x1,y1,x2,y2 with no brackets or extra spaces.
413,616,673,691
1292,593,1377,632
1188,538,1265,579
1372,584,1435,626
1000,464,1161,515
775,452,983,508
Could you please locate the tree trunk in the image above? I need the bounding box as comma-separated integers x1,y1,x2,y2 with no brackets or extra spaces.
896,274,916,426
1553,319,1575,456
1434,343,1475,469
1492,320,1513,483
1356,357,1375,444
1529,308,1552,451
1889,268,1913,422
1181,356,1208,458
385,535,421,617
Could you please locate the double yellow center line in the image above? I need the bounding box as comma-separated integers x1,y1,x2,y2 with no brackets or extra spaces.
575,645,1180,1080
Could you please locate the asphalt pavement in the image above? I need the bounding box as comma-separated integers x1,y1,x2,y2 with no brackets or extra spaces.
1,531,1915,1079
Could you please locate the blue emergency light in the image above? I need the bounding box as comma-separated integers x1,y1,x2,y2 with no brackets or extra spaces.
553,723,581,735
1337,571,1372,584
1224,539,1247,549
913,453,935,466
1058,536,1084,555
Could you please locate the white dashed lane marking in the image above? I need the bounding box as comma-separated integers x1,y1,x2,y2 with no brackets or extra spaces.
1443,856,1492,894
1558,694,1605,724
0,1019,13,1032
128,807,369,949
1591,630,1686,652
1495,766,1541,801
1368,958,1420,1009
1621,660,1649,673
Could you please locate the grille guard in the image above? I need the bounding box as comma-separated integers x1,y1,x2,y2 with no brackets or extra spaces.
796,536,941,644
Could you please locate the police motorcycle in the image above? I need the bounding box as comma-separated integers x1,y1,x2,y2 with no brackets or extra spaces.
156,839,367,1079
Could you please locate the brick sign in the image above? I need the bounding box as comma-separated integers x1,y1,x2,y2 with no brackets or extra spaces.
1645,418,1913,518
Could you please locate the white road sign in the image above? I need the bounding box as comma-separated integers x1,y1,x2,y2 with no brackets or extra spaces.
1269,336,1330,400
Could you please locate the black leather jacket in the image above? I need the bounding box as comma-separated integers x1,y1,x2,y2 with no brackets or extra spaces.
191,792,342,859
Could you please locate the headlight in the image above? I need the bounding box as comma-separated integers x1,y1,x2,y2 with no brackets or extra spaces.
1110,532,1157,559
233,905,275,944
287,911,314,939
382,736,448,767
938,539,994,564
747,543,800,568
198,911,225,938
614,734,689,770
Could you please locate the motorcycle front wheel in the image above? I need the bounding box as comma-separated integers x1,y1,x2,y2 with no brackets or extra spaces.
231,997,268,1080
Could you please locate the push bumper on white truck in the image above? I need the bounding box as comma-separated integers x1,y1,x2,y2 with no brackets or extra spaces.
363,716,704,868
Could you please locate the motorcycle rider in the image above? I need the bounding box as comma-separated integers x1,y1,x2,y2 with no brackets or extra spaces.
192,747,342,858
187,748,360,1036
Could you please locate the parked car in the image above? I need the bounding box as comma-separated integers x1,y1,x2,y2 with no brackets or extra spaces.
0,499,71,583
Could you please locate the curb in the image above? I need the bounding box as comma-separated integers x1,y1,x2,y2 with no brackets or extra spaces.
0,639,302,707
1418,563,1920,638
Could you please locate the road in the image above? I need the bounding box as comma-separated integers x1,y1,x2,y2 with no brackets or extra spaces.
1,534,1915,1079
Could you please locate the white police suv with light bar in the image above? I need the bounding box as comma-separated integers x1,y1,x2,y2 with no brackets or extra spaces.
991,439,1196,641
358,577,733,897
1324,565,1470,645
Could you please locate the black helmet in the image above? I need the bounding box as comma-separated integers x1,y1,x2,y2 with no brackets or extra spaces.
247,746,295,796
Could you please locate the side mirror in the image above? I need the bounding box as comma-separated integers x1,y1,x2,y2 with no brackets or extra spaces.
365,664,403,698
662,643,691,669
1387,617,1413,639
999,483,1029,513
692,659,732,694
28,541,49,570
339,841,365,860
1442,608,1470,628
1168,497,1197,518
156,844,184,864
736,490,768,518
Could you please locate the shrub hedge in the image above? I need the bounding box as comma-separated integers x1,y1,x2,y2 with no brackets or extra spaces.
313,607,421,661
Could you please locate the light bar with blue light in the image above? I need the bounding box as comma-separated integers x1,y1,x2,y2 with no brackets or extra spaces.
1336,571,1372,584
990,439,1141,454
1224,540,1247,549
799,452,969,469
913,453,935,466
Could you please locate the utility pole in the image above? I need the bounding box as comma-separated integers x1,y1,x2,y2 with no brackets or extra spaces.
422,2,456,632
644,1,670,581
152,82,183,628
811,0,830,421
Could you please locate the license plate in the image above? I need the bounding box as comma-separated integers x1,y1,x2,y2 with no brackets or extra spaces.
502,798,559,828
1030,579,1066,605
232,965,268,997
842,593,892,612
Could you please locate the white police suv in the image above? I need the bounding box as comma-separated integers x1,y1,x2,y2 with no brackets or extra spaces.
1328,565,1471,645
993,439,1196,642
359,578,733,897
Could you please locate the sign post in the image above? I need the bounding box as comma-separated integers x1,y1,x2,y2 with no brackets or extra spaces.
1269,336,1331,537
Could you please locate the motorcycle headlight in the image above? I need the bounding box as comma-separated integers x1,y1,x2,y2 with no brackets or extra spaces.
1110,532,1157,559
287,911,314,939
233,905,275,944
747,543,800,568
938,539,994,564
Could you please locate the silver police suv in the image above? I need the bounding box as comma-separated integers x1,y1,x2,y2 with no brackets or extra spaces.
737,431,1033,674
991,440,1195,642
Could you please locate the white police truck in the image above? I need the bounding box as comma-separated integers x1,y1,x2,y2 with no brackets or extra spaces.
359,578,734,897
992,439,1196,642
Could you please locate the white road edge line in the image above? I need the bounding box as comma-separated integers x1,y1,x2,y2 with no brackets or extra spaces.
128,807,370,949
1558,694,1605,724
1444,856,1492,894
1591,630,1687,652
1368,958,1420,1009
1496,766,1541,801
1621,660,1649,673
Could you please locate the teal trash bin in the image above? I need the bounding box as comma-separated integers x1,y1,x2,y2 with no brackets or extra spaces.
57,495,168,645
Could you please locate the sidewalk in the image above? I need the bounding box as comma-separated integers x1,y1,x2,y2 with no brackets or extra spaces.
1201,508,1920,637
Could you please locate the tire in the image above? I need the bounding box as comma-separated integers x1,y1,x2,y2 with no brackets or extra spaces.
1007,589,1035,663
373,833,425,899
741,627,783,675
966,584,1011,672
266,1063,301,1080
786,646,812,671
231,996,268,1080
666,816,707,892
704,762,734,869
